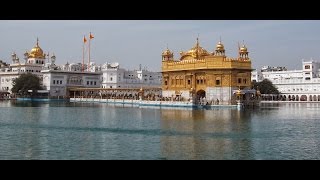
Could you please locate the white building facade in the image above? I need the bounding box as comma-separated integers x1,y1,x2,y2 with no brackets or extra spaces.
252,60,320,101
0,39,46,93
0,39,162,98
101,62,162,89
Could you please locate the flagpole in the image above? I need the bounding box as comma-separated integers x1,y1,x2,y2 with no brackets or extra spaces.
82,36,85,72
88,32,91,72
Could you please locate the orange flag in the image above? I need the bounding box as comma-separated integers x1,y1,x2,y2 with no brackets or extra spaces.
90,32,94,39
84,36,87,43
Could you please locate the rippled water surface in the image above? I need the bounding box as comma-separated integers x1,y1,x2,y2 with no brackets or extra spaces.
0,101,319,160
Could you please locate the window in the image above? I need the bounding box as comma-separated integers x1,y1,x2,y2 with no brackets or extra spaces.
204,79,206,84
110,86,112,88
197,80,200,84
53,80,55,84
200,80,203,84
238,78,242,84
60,80,62,84
188,80,191,85
165,81,168,85
216,80,220,86
306,77,311,80
87,81,89,85
244,79,247,84
110,77,113,81
94,81,96,85
90,81,93,85
305,65,310,69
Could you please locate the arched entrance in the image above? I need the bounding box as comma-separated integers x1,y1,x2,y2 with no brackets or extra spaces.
300,95,307,101
196,90,206,99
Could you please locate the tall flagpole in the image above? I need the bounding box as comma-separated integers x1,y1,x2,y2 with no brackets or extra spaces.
82,35,86,72
88,32,94,72
88,32,91,72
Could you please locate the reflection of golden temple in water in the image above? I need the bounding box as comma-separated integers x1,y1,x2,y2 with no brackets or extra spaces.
161,38,252,104
160,109,253,159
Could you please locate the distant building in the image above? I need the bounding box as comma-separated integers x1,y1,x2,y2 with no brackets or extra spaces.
0,39,162,98
261,66,287,72
101,62,162,89
252,60,320,101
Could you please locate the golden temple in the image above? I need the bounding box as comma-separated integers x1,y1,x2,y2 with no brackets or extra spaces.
161,38,252,103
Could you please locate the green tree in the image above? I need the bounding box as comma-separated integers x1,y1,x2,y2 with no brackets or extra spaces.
252,79,279,94
12,73,42,95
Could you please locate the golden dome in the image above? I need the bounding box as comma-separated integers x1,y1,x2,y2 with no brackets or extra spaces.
216,41,225,50
185,38,209,58
29,39,45,59
240,45,248,52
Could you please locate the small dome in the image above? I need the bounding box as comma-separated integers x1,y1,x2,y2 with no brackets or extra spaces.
240,45,248,52
162,48,173,56
216,41,225,50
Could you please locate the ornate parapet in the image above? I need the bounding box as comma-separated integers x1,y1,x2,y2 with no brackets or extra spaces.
162,57,251,72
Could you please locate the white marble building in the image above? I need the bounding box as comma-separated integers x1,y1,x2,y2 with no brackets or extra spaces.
0,39,162,98
101,62,162,89
0,39,46,93
252,60,320,101
42,69,101,98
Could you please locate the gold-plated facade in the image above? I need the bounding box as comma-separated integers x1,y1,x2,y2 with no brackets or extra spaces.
161,38,252,97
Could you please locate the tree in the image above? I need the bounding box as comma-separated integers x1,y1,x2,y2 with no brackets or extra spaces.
252,79,279,94
12,73,42,95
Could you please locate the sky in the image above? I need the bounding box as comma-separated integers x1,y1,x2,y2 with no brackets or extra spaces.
1,20,320,71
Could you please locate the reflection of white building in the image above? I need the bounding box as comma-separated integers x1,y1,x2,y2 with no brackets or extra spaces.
252,60,320,101
101,62,162,89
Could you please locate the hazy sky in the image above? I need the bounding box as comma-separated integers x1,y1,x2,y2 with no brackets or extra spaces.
1,20,320,71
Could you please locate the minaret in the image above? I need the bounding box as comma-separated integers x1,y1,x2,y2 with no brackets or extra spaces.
239,41,249,60
51,53,56,65
24,51,29,63
162,45,174,61
215,37,225,56
11,52,20,64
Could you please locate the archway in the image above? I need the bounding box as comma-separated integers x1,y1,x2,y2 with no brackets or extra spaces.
196,90,206,99
300,95,307,101
314,95,317,101
296,95,299,101
310,95,313,101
